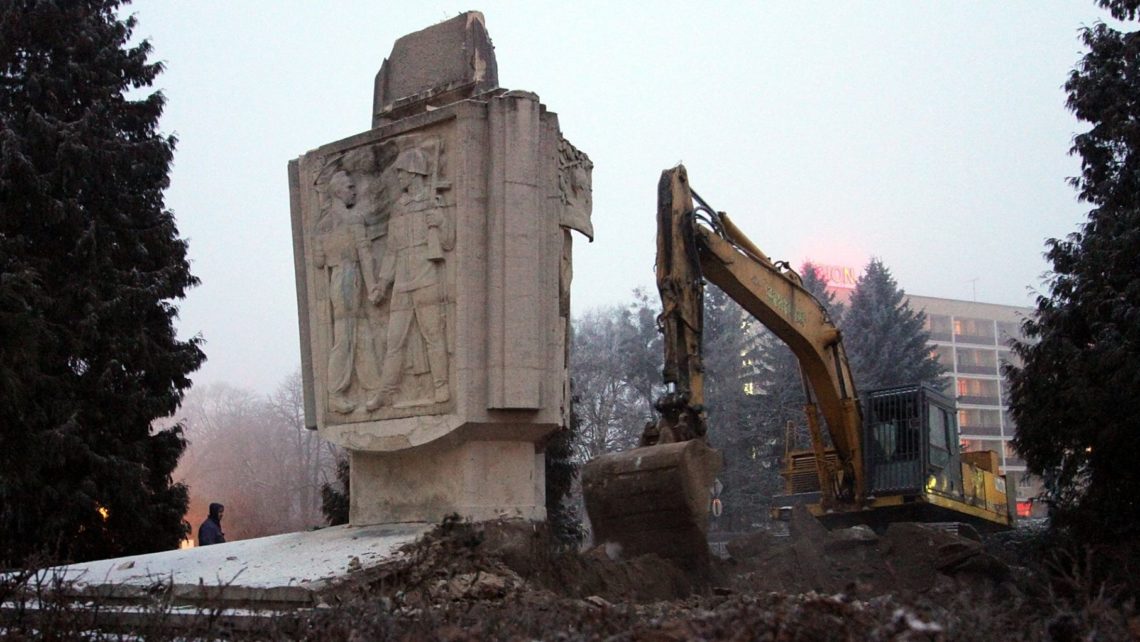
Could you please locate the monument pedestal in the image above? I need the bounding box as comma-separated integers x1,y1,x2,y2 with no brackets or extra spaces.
351,440,546,525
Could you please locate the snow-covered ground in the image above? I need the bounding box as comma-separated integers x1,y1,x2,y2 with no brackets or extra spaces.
25,523,429,604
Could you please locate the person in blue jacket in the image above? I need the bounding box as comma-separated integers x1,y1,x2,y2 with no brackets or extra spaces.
197,503,226,546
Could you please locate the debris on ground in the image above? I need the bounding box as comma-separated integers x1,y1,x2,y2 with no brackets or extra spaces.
720,508,1015,600
299,513,1133,641
5,514,1135,640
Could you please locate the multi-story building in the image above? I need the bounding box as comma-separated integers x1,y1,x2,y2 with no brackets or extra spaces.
906,295,1046,518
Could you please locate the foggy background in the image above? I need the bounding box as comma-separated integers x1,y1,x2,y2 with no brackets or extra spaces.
128,1,1107,395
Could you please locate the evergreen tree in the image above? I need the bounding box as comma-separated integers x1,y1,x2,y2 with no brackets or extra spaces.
1006,0,1140,544
320,456,350,527
620,289,665,417
798,262,847,442
842,258,942,391
702,286,764,531
545,389,582,548
801,261,847,331
0,1,204,564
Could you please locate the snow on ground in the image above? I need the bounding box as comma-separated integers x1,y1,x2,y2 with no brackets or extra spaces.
42,523,429,593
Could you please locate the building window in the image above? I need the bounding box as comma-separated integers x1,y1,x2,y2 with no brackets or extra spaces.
933,345,955,370
953,317,996,345
926,314,952,341
956,377,1001,405
958,408,1002,436
998,349,1021,371
1004,441,1026,467
961,438,1004,454
955,347,998,375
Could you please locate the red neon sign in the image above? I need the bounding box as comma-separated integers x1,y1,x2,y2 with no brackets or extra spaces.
813,264,859,289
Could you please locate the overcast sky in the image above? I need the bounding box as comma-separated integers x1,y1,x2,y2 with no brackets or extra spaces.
128,1,1110,394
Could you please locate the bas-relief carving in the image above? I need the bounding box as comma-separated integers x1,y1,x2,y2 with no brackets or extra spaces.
311,134,454,421
556,138,593,427
556,136,593,326
372,143,454,407
558,137,594,241
313,168,384,414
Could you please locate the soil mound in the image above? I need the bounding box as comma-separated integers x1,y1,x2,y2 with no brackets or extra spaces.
721,509,1013,599
329,510,1013,612
304,515,1073,640
327,516,697,608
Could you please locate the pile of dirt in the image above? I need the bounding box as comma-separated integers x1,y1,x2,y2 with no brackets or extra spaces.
324,516,697,609
294,515,1140,640
19,516,1126,640
721,508,1014,600
327,510,1014,611
309,515,978,640
304,588,960,641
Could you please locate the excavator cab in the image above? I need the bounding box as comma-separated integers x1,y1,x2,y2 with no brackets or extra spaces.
779,384,1014,533
864,384,961,501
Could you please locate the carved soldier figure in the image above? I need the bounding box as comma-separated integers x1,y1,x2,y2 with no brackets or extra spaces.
371,147,453,406
313,170,384,413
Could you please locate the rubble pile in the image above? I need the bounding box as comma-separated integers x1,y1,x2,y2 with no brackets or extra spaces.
722,509,1014,599
338,510,1018,607
7,515,1135,639
300,515,1073,640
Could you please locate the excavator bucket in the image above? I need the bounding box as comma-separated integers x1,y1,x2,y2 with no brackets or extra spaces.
581,439,722,566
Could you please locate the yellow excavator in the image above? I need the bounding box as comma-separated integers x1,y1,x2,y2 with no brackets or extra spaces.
581,165,1015,563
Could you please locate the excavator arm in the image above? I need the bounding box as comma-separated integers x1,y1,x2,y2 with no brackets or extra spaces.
583,165,867,563
665,167,866,507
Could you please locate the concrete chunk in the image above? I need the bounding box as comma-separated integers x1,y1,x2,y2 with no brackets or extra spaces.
373,11,498,125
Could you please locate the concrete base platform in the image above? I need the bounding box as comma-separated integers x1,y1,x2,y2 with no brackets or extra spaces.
31,523,430,608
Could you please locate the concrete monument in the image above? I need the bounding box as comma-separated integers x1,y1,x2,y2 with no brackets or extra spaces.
289,12,591,526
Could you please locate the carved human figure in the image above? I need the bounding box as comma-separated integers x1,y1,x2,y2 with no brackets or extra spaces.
313,170,384,414
371,147,454,406
340,145,392,376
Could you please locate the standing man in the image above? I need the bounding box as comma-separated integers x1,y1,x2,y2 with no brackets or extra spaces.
198,502,225,546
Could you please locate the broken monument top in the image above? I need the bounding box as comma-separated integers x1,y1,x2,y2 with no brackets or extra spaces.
372,11,499,126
